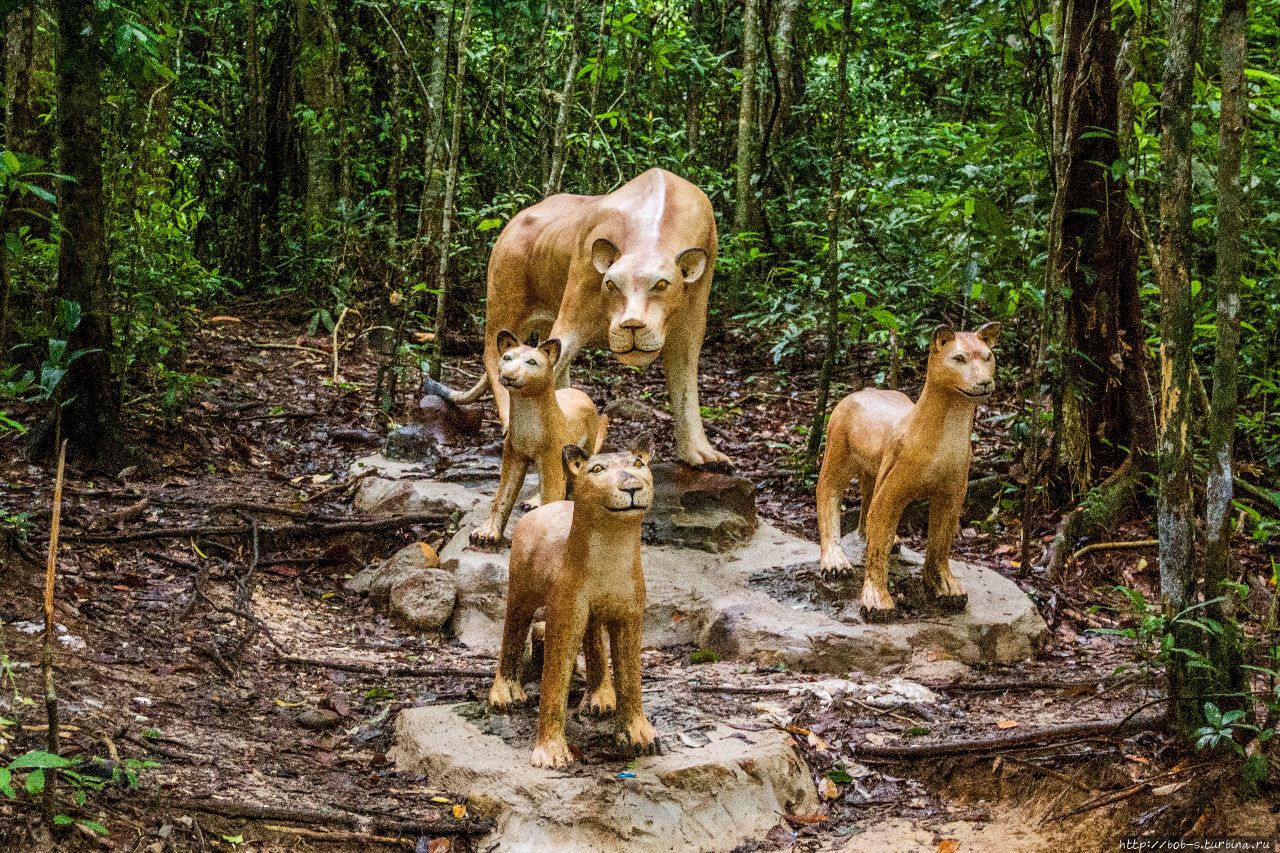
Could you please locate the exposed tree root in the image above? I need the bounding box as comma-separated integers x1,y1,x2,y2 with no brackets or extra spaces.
57,510,454,544
278,654,493,679
1043,454,1148,580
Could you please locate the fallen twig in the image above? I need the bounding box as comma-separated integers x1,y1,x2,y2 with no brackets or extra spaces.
58,510,454,544
690,684,793,696
854,710,1165,759
88,497,151,531
942,678,1106,694
42,440,68,829
278,655,492,680
162,797,494,837
1070,539,1158,563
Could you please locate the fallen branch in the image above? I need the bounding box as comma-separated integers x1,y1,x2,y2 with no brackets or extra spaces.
690,684,793,696
853,710,1165,759
1070,539,1158,563
162,797,494,837
42,440,68,829
58,510,454,544
942,678,1106,694
88,497,151,531
263,824,413,849
278,655,493,679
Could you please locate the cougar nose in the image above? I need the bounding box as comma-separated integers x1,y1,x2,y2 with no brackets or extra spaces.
620,317,644,330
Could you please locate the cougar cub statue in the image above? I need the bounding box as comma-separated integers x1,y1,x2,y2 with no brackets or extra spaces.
487,436,661,769
469,330,608,548
816,323,1001,621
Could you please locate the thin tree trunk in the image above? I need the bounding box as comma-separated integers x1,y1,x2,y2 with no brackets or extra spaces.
805,0,853,463
734,0,761,234
429,0,474,380
240,0,265,287
1156,0,1201,733
1201,0,1248,704
683,0,703,164
37,0,129,468
772,0,801,134
583,0,610,188
543,0,586,197
296,0,342,226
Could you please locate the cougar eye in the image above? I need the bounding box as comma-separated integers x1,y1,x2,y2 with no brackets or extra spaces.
633,457,644,468
653,279,669,292
952,354,967,363
589,464,605,474
501,354,512,361
526,358,537,366
605,280,618,292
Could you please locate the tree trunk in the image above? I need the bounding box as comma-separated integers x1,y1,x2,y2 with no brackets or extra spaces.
296,0,342,226
772,0,801,134
733,0,761,234
239,0,266,287
1201,0,1247,706
543,0,585,197
683,0,704,164
4,0,53,240
805,0,853,464
37,0,129,469
429,0,474,380
1156,0,1201,733
1047,0,1156,504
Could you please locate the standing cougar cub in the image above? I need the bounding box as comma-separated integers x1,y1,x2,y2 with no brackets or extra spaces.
470,330,608,547
487,436,662,769
816,323,1001,621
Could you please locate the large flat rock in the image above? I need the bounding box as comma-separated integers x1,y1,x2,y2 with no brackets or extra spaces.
354,454,1048,674
390,698,815,852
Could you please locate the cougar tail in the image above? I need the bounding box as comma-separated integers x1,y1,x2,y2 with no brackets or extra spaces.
420,365,491,407
592,414,610,455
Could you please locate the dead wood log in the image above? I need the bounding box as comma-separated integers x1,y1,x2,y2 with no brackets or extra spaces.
162,797,494,837
854,710,1165,759
57,510,454,544
278,655,493,679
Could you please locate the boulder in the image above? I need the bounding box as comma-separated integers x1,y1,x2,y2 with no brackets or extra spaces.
350,454,485,517
382,424,441,463
347,542,441,604
416,395,483,446
643,462,757,552
389,568,458,631
390,699,816,852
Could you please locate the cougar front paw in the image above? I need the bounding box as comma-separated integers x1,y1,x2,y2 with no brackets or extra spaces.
925,569,968,612
616,716,662,756
679,440,732,470
582,683,616,718
858,580,897,623
530,737,575,769
487,677,528,711
820,547,855,579
469,518,506,549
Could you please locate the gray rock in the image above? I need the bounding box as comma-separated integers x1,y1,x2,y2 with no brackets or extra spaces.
389,568,458,632
643,462,758,552
349,454,485,517
390,701,816,852
349,542,442,605
383,424,442,463
297,708,340,731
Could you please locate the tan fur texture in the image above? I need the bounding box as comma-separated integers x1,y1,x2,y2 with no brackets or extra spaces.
815,323,1002,621
470,330,607,548
487,436,661,769
429,168,727,467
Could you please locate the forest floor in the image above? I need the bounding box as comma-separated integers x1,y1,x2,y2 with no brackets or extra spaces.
0,305,1276,851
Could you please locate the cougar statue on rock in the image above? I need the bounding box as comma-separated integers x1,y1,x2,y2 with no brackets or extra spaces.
487,436,662,769
469,329,607,548
815,322,1002,622
423,168,728,468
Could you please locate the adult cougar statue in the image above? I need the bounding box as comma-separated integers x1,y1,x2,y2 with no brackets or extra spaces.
424,168,728,467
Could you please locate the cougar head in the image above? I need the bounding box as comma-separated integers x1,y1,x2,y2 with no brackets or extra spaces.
562,434,655,517
495,329,562,393
591,237,709,367
928,323,1001,400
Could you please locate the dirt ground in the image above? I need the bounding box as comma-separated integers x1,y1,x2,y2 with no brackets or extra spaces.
0,306,1276,851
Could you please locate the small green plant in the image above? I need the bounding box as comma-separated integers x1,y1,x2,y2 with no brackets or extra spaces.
0,749,156,837
688,649,721,664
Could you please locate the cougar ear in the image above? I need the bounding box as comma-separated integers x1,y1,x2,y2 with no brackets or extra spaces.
629,433,654,464
496,329,520,354
975,322,1002,347
931,324,956,352
562,444,590,479
538,338,562,367
676,247,709,283
591,238,621,275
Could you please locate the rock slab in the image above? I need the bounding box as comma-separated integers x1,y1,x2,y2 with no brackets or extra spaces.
390,703,816,852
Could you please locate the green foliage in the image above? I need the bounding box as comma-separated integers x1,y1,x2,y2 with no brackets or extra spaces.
688,648,722,665
0,748,157,836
